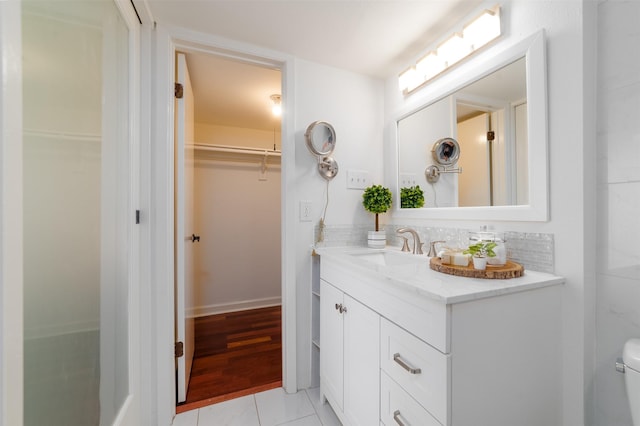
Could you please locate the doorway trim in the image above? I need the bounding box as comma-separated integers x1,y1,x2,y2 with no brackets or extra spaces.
0,2,24,425
151,25,296,423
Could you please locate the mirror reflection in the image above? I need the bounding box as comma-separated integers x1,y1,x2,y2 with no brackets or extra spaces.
398,57,527,208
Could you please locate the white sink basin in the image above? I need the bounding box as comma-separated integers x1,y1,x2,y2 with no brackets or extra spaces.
350,250,426,267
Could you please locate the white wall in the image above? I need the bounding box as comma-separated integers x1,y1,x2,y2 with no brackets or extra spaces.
294,58,385,387
595,2,640,425
191,144,282,315
384,2,595,425
398,96,457,207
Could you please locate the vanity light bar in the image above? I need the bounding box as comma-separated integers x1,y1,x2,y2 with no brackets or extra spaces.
399,5,501,95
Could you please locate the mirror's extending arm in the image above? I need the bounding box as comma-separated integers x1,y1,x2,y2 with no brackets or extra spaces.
425,165,463,183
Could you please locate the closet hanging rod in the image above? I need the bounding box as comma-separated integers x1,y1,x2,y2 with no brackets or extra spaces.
194,143,281,157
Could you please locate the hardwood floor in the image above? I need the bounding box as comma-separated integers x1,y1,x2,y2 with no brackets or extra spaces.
177,306,283,413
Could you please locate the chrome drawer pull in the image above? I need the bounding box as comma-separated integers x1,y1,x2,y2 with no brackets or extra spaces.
393,353,422,374
393,409,409,426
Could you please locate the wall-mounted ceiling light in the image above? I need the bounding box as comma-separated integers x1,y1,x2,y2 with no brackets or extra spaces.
270,94,282,116
399,5,501,95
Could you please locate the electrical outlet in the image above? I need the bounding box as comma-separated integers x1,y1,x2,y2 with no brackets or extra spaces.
399,173,418,187
300,201,312,222
347,169,370,189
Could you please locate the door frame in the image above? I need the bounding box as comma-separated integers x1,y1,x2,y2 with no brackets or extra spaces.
0,1,24,424
110,0,143,424
151,25,297,423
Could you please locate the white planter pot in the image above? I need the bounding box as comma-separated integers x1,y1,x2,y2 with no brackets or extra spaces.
472,256,488,270
367,230,386,249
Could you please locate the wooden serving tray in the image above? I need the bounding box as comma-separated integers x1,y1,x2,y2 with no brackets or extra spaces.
429,257,524,279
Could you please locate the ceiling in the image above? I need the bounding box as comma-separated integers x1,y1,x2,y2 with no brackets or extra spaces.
145,0,485,131
183,52,282,131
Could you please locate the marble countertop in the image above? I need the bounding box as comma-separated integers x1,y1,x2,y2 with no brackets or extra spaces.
315,246,564,304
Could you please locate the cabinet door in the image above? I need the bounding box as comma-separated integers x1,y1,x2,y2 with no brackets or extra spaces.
344,294,380,426
320,280,344,411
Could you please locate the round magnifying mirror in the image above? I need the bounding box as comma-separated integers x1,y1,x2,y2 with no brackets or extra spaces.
431,137,460,166
305,121,336,157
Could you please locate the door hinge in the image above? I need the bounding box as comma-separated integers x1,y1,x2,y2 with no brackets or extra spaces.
174,83,183,99
175,341,184,358
487,130,495,141
135,210,140,224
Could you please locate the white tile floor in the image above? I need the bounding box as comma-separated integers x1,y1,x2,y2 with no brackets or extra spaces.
172,387,342,426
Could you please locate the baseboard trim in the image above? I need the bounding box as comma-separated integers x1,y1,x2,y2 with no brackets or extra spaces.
24,320,99,340
187,297,282,318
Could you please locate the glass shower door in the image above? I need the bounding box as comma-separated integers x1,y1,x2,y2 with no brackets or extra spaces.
22,1,135,424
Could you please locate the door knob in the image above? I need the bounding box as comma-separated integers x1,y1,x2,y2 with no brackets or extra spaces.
191,234,200,243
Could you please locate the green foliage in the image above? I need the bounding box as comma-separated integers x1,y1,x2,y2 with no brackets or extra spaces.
400,186,425,208
362,185,392,232
362,185,393,214
463,241,497,258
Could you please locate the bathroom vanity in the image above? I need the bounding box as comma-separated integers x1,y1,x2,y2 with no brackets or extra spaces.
316,247,563,426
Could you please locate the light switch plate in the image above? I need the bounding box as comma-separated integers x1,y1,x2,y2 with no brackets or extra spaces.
347,169,370,189
399,173,418,187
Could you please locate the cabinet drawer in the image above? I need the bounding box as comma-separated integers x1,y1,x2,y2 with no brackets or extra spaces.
381,372,442,426
380,318,450,425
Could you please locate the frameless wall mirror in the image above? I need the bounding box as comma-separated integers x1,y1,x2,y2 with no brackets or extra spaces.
393,30,548,221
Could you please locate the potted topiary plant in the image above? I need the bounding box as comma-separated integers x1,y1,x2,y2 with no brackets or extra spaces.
400,185,425,208
463,241,497,270
362,184,392,248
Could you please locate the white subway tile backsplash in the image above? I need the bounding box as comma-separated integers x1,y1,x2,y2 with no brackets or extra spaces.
316,224,555,273
314,224,370,247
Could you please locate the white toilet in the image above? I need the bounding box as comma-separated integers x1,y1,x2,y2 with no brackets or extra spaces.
624,338,640,425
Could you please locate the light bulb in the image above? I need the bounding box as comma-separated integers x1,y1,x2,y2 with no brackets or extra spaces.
270,94,282,116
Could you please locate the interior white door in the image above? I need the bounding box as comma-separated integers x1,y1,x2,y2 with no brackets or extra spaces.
175,52,196,404
458,113,491,207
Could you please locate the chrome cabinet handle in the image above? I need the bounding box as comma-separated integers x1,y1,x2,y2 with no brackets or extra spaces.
393,410,408,426
393,353,421,374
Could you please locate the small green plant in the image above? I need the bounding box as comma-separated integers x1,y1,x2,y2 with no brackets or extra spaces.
400,186,425,208
463,241,497,258
362,185,392,232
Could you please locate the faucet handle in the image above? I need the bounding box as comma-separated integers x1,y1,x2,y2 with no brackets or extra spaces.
400,237,411,252
427,240,446,257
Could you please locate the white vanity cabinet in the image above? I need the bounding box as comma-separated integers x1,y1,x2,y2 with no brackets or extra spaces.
320,279,380,426
318,248,563,426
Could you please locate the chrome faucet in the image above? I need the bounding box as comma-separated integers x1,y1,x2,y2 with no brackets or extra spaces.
397,228,424,255
427,240,446,257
